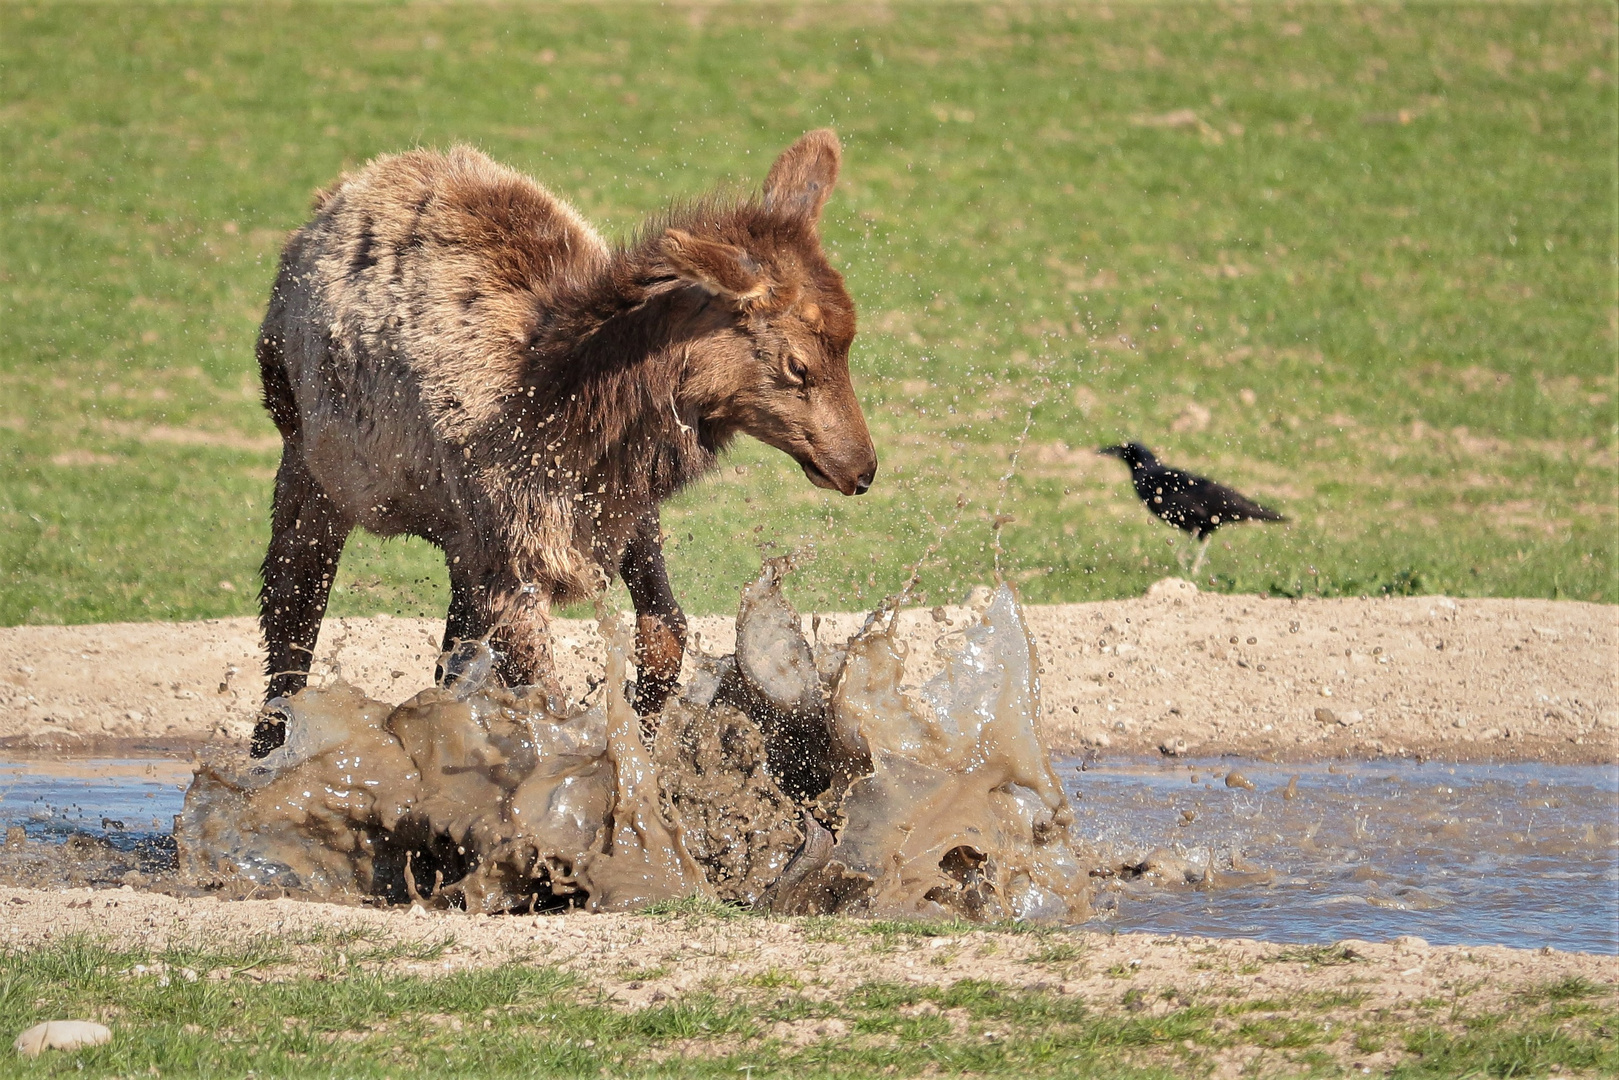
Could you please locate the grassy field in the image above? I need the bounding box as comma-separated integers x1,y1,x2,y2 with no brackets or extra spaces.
2,929,1615,1079
1,2,1613,628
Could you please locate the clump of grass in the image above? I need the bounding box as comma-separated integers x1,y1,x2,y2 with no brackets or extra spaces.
1269,943,1363,967
156,932,294,978
350,935,455,966
740,967,804,991
1026,942,1085,966
1399,1013,1619,1078
639,895,754,921
287,923,386,949
861,916,1053,940
1514,975,1607,1006
617,962,673,983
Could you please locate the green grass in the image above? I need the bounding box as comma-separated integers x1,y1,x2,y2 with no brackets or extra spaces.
1,936,1613,1079
2,2,1614,628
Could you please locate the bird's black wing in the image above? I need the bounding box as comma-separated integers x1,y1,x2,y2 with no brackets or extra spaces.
1200,476,1286,525
1135,467,1214,535
1144,467,1285,538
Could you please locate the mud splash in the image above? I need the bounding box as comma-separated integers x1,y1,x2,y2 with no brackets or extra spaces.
176,562,1091,921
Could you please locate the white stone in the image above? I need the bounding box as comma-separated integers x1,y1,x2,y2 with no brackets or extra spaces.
14,1021,111,1057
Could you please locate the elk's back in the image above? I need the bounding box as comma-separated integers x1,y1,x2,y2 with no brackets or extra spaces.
262,146,609,533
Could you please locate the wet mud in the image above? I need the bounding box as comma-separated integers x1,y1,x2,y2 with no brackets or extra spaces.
0,758,188,891
0,825,174,891
172,561,1092,921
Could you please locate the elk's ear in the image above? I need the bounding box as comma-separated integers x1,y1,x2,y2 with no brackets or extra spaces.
661,229,766,300
763,129,841,226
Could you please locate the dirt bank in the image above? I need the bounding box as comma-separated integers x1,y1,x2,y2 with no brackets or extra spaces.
6,884,1610,1008
0,581,1612,763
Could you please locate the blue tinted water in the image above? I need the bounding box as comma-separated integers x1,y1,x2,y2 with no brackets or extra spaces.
0,758,190,850
2,755,1614,952
1061,756,1619,954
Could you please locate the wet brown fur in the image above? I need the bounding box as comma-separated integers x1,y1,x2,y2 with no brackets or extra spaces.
253,131,876,754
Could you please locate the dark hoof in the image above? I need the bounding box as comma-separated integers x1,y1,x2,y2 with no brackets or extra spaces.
439,639,499,699
249,718,286,758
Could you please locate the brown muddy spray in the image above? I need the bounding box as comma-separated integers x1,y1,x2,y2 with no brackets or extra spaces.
177,562,1091,921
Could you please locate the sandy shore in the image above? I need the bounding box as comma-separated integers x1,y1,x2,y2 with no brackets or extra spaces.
1,580,1612,763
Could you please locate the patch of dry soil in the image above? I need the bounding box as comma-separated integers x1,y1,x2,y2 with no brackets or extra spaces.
0,580,1612,762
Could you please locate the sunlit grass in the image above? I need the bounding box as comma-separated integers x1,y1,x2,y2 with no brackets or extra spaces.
2,2,1613,628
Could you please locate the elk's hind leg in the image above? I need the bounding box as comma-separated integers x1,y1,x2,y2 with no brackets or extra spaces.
439,554,563,699
255,448,353,756
621,516,687,718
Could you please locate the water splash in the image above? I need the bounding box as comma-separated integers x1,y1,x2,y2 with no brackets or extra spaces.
175,563,1091,921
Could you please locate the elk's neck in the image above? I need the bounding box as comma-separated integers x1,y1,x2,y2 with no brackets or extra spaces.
502,257,723,501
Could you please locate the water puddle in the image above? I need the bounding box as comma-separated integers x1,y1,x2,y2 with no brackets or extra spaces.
3,755,1613,950
1070,757,1619,954
0,571,1613,950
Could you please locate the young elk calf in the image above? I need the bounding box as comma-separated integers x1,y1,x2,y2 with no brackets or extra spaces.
253,130,877,755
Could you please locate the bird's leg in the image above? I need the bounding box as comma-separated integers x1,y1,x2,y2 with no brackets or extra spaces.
1174,539,1192,576
1189,536,1212,577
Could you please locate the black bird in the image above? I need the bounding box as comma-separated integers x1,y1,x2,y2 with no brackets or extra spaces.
1098,442,1286,573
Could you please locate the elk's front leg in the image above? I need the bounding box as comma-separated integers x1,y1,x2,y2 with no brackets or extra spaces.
620,516,687,716
254,448,352,756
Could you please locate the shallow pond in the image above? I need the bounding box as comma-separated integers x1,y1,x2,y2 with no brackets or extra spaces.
1064,756,1618,954
1,755,1614,953
0,758,189,882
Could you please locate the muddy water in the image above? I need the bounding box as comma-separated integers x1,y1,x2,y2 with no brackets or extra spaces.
1073,757,1619,954
170,563,1090,921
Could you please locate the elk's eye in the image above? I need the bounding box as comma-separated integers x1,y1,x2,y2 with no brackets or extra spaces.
785,356,808,384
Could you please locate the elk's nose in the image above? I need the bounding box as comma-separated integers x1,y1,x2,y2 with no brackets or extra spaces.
854,464,876,495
